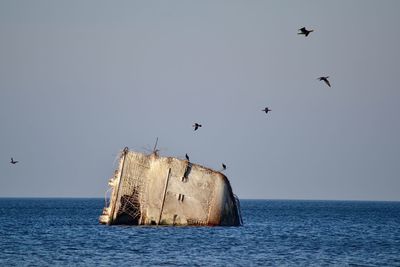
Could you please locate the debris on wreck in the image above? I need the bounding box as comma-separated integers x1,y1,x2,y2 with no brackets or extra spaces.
99,147,242,226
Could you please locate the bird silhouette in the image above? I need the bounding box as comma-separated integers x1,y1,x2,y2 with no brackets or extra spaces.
222,163,226,170
193,123,202,131
10,157,18,164
262,107,271,114
318,76,331,87
298,27,314,37
185,153,190,161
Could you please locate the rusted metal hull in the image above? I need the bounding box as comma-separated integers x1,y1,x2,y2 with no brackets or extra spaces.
99,149,242,226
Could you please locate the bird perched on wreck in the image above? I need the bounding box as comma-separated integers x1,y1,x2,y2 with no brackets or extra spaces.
318,76,331,87
222,163,226,171
298,27,314,37
185,153,190,161
10,157,18,164
193,123,202,131
262,107,271,114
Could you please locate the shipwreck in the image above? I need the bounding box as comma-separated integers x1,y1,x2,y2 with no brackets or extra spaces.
99,147,242,226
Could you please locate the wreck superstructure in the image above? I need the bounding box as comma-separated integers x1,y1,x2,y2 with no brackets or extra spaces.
99,148,242,226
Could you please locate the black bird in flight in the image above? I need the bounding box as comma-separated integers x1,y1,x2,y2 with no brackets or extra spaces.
222,163,226,170
298,27,314,37
185,153,190,161
193,123,202,131
262,107,271,114
10,157,18,164
318,76,331,87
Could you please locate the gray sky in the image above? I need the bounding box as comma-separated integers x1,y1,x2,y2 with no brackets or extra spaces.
1,0,399,200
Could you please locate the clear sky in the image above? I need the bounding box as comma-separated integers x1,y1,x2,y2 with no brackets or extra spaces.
1,1,399,200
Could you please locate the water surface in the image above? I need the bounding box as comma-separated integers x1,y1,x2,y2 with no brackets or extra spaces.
0,199,399,266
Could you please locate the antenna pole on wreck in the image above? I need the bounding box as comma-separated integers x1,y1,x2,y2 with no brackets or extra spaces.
153,137,159,153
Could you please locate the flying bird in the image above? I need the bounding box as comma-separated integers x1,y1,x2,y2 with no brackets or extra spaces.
222,163,226,170
193,123,202,131
298,27,314,37
185,153,190,161
318,76,331,87
10,157,18,164
262,107,271,114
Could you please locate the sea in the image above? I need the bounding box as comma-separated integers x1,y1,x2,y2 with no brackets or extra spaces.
0,199,399,266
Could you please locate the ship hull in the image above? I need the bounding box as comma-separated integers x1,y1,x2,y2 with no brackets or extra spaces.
99,149,242,226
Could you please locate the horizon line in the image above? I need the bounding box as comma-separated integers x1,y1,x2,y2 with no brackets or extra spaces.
0,196,399,202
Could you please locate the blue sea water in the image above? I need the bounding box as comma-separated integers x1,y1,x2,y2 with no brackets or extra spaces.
0,199,399,266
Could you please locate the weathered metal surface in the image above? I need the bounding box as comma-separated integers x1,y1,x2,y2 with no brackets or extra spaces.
99,148,242,226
